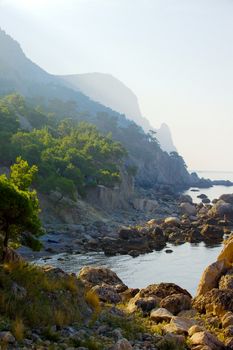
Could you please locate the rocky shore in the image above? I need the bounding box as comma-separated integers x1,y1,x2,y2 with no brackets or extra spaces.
20,192,233,261
2,235,233,349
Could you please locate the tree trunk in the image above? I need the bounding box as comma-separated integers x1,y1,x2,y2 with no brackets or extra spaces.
2,225,9,262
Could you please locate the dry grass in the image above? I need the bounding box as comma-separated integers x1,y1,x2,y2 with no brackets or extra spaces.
0,261,87,331
85,289,101,313
12,317,24,341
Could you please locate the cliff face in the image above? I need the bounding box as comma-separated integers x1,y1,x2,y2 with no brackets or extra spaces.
60,72,177,154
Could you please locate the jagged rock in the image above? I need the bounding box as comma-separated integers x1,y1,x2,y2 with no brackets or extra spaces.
219,269,233,289
221,312,233,328
147,219,157,226
190,331,225,350
180,202,197,216
150,308,174,322
164,217,181,227
200,224,224,241
160,293,192,315
78,267,127,290
196,259,229,297
218,236,233,264
137,283,191,300
193,288,233,316
113,338,132,350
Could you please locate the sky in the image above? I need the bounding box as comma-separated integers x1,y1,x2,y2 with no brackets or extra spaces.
0,0,233,171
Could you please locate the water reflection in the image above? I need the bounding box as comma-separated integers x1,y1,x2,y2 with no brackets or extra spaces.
35,242,222,296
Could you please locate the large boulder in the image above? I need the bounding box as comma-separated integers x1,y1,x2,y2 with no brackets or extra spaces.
217,236,233,265
219,194,233,205
180,202,197,216
160,293,192,315
91,285,122,304
163,316,197,335
78,266,127,290
209,200,233,219
164,217,181,227
127,283,191,313
193,288,233,316
190,331,225,350
150,308,174,322
137,283,191,300
196,260,229,297
179,194,193,204
200,224,224,241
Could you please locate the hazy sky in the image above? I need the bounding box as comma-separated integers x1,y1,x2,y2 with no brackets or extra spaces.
0,0,233,171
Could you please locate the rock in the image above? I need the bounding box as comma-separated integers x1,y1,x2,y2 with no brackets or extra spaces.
118,227,138,240
180,202,197,216
188,325,206,337
128,294,159,313
0,331,15,343
113,338,133,350
137,283,191,300
221,312,233,328
165,249,173,253
219,194,233,204
164,217,181,227
163,316,196,335
193,288,233,316
198,194,208,199
160,293,192,315
209,200,233,219
219,269,233,289
196,259,229,297
218,236,233,264
179,194,193,204
147,219,157,226
190,331,225,350
202,198,211,204
150,308,174,322
200,224,224,241
78,267,127,290
91,285,122,304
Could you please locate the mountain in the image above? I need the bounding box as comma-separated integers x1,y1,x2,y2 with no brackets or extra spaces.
0,28,192,190
60,72,177,153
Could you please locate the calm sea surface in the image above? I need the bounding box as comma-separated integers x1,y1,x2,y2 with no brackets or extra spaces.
36,171,233,295
184,171,233,203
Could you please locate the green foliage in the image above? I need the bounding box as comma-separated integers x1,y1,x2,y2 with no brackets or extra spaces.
0,158,41,260
10,115,126,198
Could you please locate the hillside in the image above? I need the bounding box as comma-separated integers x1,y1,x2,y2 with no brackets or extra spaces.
0,27,192,191
60,72,177,153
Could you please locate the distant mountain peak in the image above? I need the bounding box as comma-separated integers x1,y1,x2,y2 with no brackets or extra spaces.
60,72,177,153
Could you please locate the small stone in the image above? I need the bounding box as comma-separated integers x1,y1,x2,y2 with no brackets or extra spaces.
0,331,15,343
113,338,133,350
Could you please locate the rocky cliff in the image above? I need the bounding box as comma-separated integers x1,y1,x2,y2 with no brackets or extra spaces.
60,72,177,153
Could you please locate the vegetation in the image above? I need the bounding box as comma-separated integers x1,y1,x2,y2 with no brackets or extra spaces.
0,158,42,261
0,94,127,199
